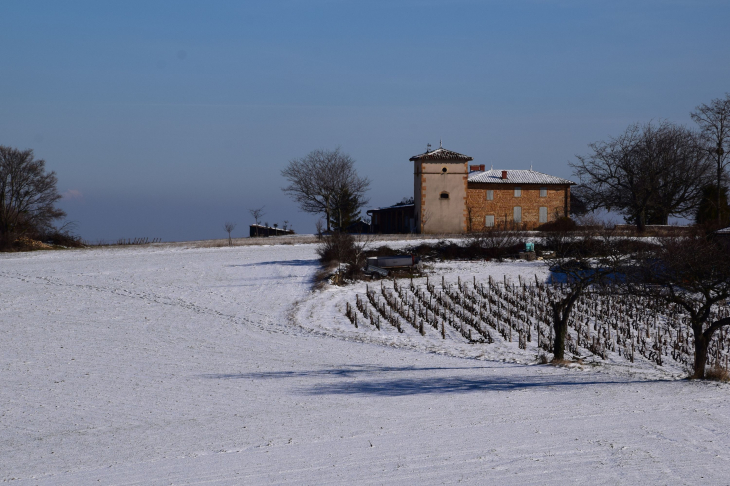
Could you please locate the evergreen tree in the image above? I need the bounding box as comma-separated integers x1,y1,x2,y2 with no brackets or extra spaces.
695,184,730,226
330,187,362,231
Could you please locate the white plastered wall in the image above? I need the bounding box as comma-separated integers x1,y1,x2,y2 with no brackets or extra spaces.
416,160,467,234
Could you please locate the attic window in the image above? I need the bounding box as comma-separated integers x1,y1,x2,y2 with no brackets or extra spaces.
440,192,450,199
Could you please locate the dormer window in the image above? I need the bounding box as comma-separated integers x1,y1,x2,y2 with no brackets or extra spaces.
440,192,449,199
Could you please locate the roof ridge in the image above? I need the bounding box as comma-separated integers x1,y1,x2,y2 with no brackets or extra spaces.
409,147,473,162
468,169,576,185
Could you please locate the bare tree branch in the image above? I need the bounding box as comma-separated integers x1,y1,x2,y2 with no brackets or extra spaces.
0,146,65,245
224,222,236,246
636,233,730,378
281,148,370,232
571,121,713,232
692,93,730,225
248,206,265,237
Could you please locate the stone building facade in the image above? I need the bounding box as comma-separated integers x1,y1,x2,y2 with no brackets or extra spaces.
409,146,575,234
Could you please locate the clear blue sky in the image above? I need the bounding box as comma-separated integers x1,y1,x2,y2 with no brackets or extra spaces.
1,0,728,241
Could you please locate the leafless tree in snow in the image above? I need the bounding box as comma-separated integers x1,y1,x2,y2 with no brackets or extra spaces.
692,94,730,225
224,222,236,246
281,148,370,232
0,145,65,246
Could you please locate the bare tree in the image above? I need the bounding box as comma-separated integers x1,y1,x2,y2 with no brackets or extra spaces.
281,148,370,232
315,219,325,240
637,233,730,379
571,121,712,232
249,206,265,237
0,146,65,246
692,93,730,225
543,226,633,360
224,222,236,246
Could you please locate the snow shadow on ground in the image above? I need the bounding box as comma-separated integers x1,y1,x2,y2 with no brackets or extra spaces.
301,375,670,396
227,259,319,267
203,364,505,380
203,364,672,396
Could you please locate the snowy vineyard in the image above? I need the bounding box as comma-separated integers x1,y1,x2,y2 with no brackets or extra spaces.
344,275,730,370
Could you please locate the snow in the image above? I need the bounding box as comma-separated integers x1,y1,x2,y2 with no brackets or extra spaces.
2,243,729,484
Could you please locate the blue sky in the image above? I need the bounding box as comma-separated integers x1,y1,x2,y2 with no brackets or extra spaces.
1,0,728,241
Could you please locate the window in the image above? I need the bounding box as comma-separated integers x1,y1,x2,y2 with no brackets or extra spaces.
485,215,495,227
514,186,521,197
487,190,493,201
539,207,548,223
514,206,522,223
440,192,449,199
540,187,547,197
441,167,448,173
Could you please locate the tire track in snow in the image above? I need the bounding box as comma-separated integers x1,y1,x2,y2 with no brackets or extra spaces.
0,270,278,334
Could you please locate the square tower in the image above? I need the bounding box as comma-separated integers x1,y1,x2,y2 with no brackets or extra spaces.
410,146,473,234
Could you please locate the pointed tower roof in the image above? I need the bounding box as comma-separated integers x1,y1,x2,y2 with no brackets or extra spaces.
409,147,473,162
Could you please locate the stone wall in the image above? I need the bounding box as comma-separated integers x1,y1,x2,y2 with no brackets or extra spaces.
466,183,570,231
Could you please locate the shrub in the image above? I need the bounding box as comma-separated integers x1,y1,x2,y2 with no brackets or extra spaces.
39,228,84,248
538,216,577,232
316,231,371,283
316,231,356,265
705,365,730,383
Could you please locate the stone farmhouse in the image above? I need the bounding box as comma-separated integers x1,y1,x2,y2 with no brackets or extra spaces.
369,145,575,234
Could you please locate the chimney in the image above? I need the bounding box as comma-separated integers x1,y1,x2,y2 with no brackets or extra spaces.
469,165,480,172
480,164,485,171
501,170,508,180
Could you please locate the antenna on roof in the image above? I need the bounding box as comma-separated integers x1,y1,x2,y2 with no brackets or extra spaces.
426,143,431,153
490,164,493,170
439,139,442,148
530,162,533,171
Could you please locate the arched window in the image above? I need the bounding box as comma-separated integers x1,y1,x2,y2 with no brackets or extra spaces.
440,192,450,199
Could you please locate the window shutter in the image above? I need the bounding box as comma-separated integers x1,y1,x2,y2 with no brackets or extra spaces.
539,207,548,223
485,215,495,227
513,206,522,223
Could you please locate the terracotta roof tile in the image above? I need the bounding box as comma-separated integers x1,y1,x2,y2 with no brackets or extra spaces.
409,147,473,162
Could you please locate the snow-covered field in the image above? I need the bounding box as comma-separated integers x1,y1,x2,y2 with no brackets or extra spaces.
2,243,729,485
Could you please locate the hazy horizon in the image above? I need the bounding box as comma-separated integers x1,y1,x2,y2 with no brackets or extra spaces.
2,0,728,242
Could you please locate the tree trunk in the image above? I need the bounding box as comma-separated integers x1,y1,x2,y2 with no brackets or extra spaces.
636,208,646,233
552,307,568,361
325,196,331,232
718,159,723,226
693,328,708,379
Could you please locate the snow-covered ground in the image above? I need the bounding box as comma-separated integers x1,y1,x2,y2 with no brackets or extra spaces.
2,243,729,484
